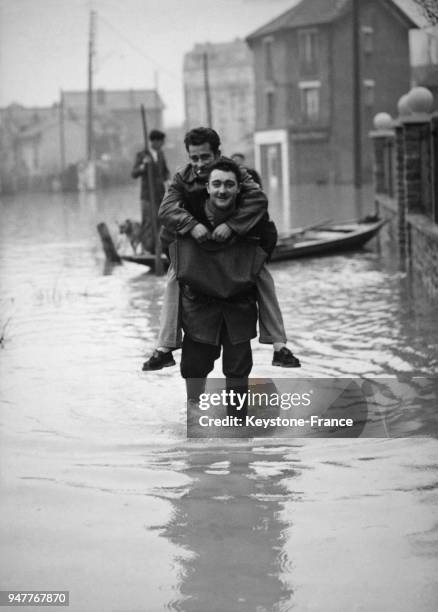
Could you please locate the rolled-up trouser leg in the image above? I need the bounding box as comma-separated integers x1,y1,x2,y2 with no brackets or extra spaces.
157,262,183,349
221,325,252,419
180,334,220,380
256,264,287,344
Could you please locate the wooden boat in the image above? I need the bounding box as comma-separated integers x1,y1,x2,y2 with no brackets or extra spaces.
119,217,387,269
271,216,387,262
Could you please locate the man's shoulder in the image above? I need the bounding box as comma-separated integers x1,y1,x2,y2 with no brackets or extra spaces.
170,163,198,189
174,162,192,177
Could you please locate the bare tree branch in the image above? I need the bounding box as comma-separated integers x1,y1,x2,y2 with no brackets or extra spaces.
412,0,438,24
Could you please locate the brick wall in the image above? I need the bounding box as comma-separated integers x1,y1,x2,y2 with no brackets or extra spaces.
372,105,438,300
409,216,438,299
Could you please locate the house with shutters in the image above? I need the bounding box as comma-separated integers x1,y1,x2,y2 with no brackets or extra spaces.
246,0,417,226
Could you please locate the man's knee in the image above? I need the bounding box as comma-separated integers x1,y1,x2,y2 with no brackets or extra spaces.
222,340,253,378
180,336,220,379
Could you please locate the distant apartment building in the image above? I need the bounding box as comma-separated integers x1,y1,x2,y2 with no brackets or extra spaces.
0,104,59,130
18,116,84,178
0,89,164,192
183,39,255,159
246,0,417,225
62,88,165,159
0,104,61,192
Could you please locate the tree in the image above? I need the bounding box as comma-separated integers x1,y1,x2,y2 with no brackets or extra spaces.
413,0,438,24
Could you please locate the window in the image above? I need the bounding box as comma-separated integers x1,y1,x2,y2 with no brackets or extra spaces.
298,29,319,75
299,81,320,122
266,91,275,126
263,37,274,80
363,79,375,106
361,26,374,54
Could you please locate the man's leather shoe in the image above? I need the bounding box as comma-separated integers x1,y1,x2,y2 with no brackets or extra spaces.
142,349,176,371
272,347,301,368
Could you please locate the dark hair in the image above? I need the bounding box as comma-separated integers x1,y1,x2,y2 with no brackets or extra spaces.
206,159,242,184
149,129,165,141
184,127,221,153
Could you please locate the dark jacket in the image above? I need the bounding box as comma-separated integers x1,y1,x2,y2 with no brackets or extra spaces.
131,149,170,202
246,167,262,188
158,157,268,247
178,200,264,346
181,283,258,346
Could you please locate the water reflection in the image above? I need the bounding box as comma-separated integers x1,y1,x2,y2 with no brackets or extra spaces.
161,445,294,611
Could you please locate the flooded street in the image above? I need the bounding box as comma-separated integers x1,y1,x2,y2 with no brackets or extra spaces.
1,185,438,612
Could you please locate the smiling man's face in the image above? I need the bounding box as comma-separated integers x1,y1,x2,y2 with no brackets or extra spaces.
207,169,240,209
187,143,219,179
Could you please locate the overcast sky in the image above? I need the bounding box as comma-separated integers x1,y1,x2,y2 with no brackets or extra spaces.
0,0,300,125
0,0,426,126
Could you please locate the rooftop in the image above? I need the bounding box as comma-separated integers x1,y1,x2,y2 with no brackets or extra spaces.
246,0,419,41
62,89,164,110
184,39,253,70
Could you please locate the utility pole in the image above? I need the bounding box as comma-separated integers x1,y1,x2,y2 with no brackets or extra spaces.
352,0,362,189
202,51,212,127
59,89,66,174
86,10,96,162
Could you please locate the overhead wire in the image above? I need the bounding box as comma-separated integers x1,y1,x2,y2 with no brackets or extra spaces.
98,13,181,82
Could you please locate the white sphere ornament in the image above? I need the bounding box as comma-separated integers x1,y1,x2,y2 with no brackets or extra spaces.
397,94,412,117
373,112,393,130
406,87,434,114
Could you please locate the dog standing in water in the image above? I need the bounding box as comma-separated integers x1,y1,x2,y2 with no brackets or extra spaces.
118,219,146,254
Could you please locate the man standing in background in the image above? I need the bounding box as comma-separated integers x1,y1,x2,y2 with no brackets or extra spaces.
231,152,262,188
131,129,170,254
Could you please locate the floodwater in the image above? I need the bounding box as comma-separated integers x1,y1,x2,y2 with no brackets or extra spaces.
0,185,437,612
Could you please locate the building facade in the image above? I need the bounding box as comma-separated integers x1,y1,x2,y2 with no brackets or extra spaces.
18,118,85,178
183,39,255,160
410,24,438,101
246,0,416,226
0,89,164,192
62,89,164,159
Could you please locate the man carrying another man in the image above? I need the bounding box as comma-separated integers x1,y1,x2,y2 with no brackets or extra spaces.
142,127,300,371
178,158,273,415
